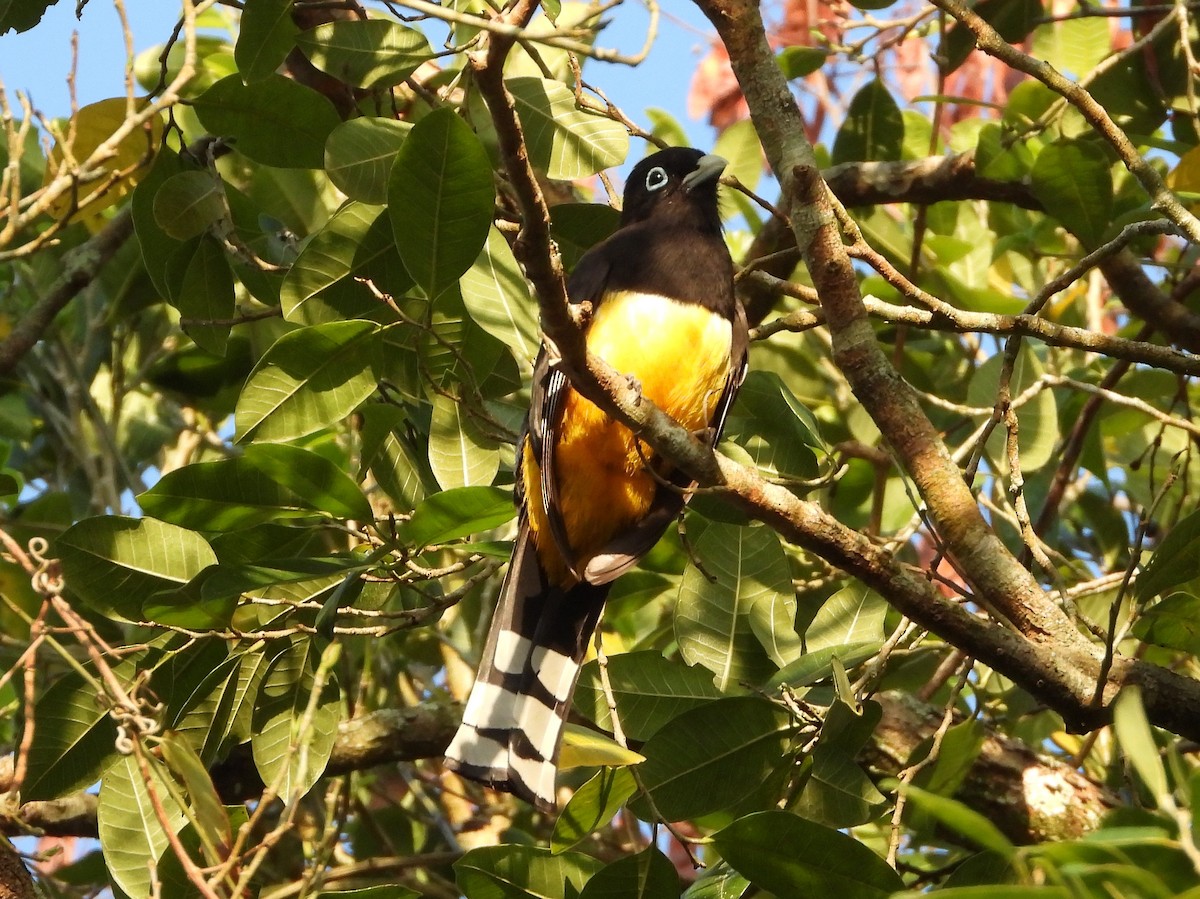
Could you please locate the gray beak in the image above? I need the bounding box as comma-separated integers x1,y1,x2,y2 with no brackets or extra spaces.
681,153,728,191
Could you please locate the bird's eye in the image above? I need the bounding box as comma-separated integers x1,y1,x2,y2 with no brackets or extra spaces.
645,166,669,192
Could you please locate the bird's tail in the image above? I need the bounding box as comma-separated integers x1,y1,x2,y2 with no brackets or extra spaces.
445,524,608,812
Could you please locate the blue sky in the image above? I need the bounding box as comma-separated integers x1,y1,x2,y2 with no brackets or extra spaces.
0,1,722,149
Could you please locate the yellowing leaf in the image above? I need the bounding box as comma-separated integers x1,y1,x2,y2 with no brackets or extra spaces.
1168,144,1200,193
43,97,163,227
558,723,645,770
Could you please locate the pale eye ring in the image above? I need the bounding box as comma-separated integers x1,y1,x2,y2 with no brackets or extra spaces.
645,166,669,192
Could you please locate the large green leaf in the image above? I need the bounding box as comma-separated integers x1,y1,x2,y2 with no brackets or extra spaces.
508,76,629,179
723,369,822,480
942,0,1042,72
399,485,514,548
632,696,791,821
574,651,724,741
454,845,604,899
1133,592,1200,654
578,847,679,899
552,767,637,854
461,226,541,366
296,19,433,89
805,584,887,654
193,74,340,168
140,442,371,530
1113,686,1171,808
151,170,225,240
388,107,494,299
175,235,235,357
1030,139,1114,248
234,319,380,443
281,200,384,323
169,646,272,764
251,636,340,800
793,699,887,828
675,522,798,690
428,390,501,490
358,403,430,513
22,670,120,800
324,117,411,204
235,0,298,82
1135,508,1200,602
56,516,217,622
98,754,188,899
831,79,904,166
714,811,904,898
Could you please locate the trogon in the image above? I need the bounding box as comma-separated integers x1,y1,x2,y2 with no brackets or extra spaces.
445,147,749,812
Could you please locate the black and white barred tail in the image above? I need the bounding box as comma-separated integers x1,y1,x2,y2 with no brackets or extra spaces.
444,526,608,812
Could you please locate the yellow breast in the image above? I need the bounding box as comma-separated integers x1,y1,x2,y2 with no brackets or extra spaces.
524,292,733,585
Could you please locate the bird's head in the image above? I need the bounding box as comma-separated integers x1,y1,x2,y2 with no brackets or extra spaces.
620,147,727,232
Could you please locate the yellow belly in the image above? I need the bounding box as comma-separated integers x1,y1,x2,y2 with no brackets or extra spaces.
524,292,733,585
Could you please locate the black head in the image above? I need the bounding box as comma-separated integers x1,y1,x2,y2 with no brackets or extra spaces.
621,147,727,232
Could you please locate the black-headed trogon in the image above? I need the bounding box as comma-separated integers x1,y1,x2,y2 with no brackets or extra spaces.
444,147,749,812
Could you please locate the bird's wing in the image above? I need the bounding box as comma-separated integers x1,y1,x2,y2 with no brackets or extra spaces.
528,247,614,575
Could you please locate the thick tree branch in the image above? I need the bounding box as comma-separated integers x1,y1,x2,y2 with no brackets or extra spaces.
5,694,1113,847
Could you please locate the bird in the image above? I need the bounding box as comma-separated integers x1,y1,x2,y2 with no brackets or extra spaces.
444,147,749,812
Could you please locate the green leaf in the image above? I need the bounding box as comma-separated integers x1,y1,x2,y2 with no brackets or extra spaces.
552,767,637,854
765,641,882,691
1133,592,1200,654
724,369,822,480
1136,508,1200,602
152,170,225,240
894,782,1016,857
831,79,904,166
22,670,120,800
235,0,298,82
428,390,501,489
676,522,797,690
251,636,340,800
133,147,193,299
0,0,57,35
281,200,382,323
682,863,750,899
1031,12,1110,78
388,107,494,299
574,651,724,741
579,847,679,899
778,46,828,79
56,516,217,622
508,76,629,179
169,647,272,764
141,443,371,530
942,0,1042,72
454,845,604,899
234,320,380,443
297,19,433,89
193,74,341,168
793,699,887,828
399,485,514,548
158,730,231,867
358,403,429,513
461,226,542,366
1113,686,1171,808
550,202,620,272
175,236,235,357
632,697,791,821
805,584,887,654
98,754,188,899
324,117,411,204
713,810,904,898
1030,139,1113,248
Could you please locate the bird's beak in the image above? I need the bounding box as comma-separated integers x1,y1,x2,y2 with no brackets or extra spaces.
682,154,728,191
